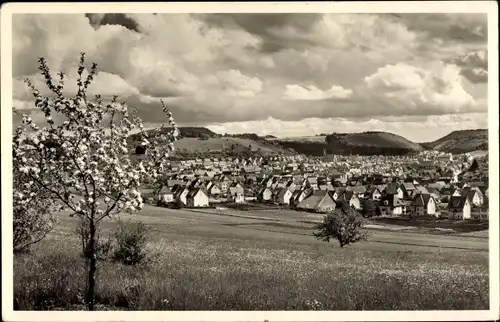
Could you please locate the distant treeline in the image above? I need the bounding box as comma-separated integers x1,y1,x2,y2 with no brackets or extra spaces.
277,141,419,156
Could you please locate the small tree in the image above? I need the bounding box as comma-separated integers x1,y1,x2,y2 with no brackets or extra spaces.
112,219,149,266
313,201,367,248
13,168,60,254
360,199,376,218
13,53,178,310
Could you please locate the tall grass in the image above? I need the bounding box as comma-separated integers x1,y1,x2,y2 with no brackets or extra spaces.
14,234,489,311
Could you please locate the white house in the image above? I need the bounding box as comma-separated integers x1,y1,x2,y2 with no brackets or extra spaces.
175,186,190,206
409,193,437,217
258,187,273,202
186,188,209,208
207,183,222,196
276,188,293,205
379,194,406,216
234,192,245,204
157,186,174,204
447,195,472,220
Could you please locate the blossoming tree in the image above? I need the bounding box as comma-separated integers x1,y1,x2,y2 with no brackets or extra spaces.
12,53,179,310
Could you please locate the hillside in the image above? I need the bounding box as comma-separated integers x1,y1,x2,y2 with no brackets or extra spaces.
273,131,424,156
422,129,488,153
128,126,294,159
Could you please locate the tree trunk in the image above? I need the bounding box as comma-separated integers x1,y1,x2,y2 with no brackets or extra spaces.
86,219,97,311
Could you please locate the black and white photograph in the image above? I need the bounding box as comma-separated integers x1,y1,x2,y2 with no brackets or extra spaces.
1,2,498,321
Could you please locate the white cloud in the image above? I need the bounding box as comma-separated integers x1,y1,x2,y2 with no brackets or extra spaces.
215,70,264,97
13,70,140,101
364,62,480,114
206,113,487,142
13,99,35,110
284,84,352,101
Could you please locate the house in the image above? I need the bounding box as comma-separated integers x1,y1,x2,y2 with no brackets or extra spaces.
214,174,230,192
228,182,244,197
275,188,293,205
426,187,441,201
364,186,382,201
409,193,437,217
186,188,209,208
306,177,318,190
234,192,245,204
286,181,297,192
384,183,404,199
348,185,367,198
258,187,273,202
157,186,174,204
174,186,190,205
415,185,429,195
297,190,337,213
318,183,335,191
166,179,183,188
439,186,459,203
337,190,361,210
291,188,311,206
447,195,472,220
207,183,222,196
379,194,406,216
461,187,484,207
401,182,416,199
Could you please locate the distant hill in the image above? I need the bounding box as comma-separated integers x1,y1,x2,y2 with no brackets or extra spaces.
421,129,488,153
128,127,294,159
177,127,219,138
273,131,424,156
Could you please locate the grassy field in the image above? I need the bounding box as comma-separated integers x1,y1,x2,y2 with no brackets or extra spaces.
14,205,489,310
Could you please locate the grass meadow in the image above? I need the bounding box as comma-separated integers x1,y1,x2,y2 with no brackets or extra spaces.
13,205,489,311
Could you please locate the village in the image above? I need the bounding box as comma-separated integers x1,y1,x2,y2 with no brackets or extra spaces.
149,148,489,221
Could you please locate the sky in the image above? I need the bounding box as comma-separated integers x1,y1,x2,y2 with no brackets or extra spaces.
11,13,488,142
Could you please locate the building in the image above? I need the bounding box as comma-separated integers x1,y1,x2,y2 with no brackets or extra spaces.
157,186,174,205
275,188,293,205
258,187,273,202
364,186,382,201
297,190,337,213
234,192,245,204
207,183,222,196
409,193,437,217
461,187,484,207
337,190,361,210
174,186,190,206
447,195,472,220
379,194,406,216
384,183,404,200
291,188,311,206
186,188,209,208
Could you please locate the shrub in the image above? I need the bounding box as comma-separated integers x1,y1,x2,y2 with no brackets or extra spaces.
313,202,367,248
360,199,376,218
76,219,113,261
113,220,149,266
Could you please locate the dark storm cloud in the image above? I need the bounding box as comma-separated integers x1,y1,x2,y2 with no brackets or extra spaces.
85,13,140,33
198,13,323,53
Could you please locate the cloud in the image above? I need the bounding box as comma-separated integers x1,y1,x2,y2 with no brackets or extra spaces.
284,84,353,101
14,70,140,101
215,70,264,97
85,13,140,33
205,113,487,142
364,62,482,114
388,13,487,44
452,50,488,83
11,13,488,138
